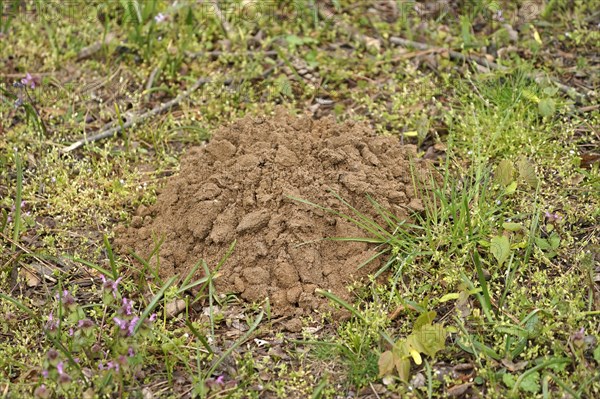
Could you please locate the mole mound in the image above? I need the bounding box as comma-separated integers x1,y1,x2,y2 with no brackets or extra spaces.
116,108,432,317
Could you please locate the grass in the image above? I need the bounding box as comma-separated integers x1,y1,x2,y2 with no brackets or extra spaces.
1,0,599,397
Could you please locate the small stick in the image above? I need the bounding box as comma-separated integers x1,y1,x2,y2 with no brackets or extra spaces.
209,1,232,39
185,50,278,59
61,76,215,153
62,64,281,153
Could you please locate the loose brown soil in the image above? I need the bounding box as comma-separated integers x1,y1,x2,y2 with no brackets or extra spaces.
116,108,431,318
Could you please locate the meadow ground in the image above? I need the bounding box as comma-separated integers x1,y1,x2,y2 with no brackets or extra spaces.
0,1,599,398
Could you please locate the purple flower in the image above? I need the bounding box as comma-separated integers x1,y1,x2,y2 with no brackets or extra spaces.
57,290,77,311
101,275,122,298
106,361,119,372
45,313,59,332
113,317,128,331
545,211,562,222
572,327,585,341
21,73,36,89
98,362,105,370
154,13,167,23
78,318,94,330
128,316,140,336
149,313,157,322
128,347,135,357
41,369,49,378
58,372,71,385
121,297,134,316
47,349,59,363
56,361,65,376
34,384,49,399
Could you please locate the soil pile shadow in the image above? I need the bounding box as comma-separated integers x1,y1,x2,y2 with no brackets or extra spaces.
116,108,432,318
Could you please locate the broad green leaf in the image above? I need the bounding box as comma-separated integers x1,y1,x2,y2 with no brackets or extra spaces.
505,181,518,195
520,371,541,393
535,237,551,250
393,341,412,382
517,157,539,188
413,324,448,358
378,350,395,377
439,293,460,302
538,98,555,117
395,357,411,382
502,222,523,232
594,345,600,364
548,232,560,250
413,311,436,331
543,87,559,96
503,373,516,388
491,235,511,266
495,159,515,186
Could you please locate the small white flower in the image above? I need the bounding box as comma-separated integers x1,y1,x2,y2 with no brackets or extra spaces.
155,13,167,23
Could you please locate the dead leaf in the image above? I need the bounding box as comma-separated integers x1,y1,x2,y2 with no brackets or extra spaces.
447,383,473,397
21,268,41,288
165,299,186,319
501,358,529,372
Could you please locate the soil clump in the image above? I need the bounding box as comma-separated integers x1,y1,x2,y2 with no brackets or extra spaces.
116,108,431,318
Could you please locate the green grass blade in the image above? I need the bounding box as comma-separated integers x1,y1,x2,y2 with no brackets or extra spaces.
0,293,38,319
103,235,118,279
12,150,23,251
134,275,177,334
184,318,213,355
315,289,365,323
472,250,494,319
66,255,114,278
206,311,264,377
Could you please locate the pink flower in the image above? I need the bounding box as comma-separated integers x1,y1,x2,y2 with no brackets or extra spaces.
21,73,36,89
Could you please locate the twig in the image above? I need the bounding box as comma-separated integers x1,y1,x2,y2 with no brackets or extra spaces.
209,1,232,39
389,36,593,104
185,50,278,59
61,76,215,153
145,65,162,103
317,5,382,50
61,64,281,152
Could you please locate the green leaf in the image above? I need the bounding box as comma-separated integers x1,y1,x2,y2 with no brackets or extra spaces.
503,373,516,388
491,235,511,266
504,181,518,195
520,371,541,393
538,98,556,117
548,232,560,250
495,159,515,187
517,157,539,188
535,237,551,250
414,324,448,358
502,222,523,232
439,293,460,302
543,86,559,96
413,311,436,331
378,350,395,377
594,345,600,364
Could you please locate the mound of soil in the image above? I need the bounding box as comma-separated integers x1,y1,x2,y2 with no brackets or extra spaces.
116,108,431,318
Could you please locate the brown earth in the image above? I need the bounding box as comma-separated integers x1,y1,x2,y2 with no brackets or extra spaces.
116,108,432,319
